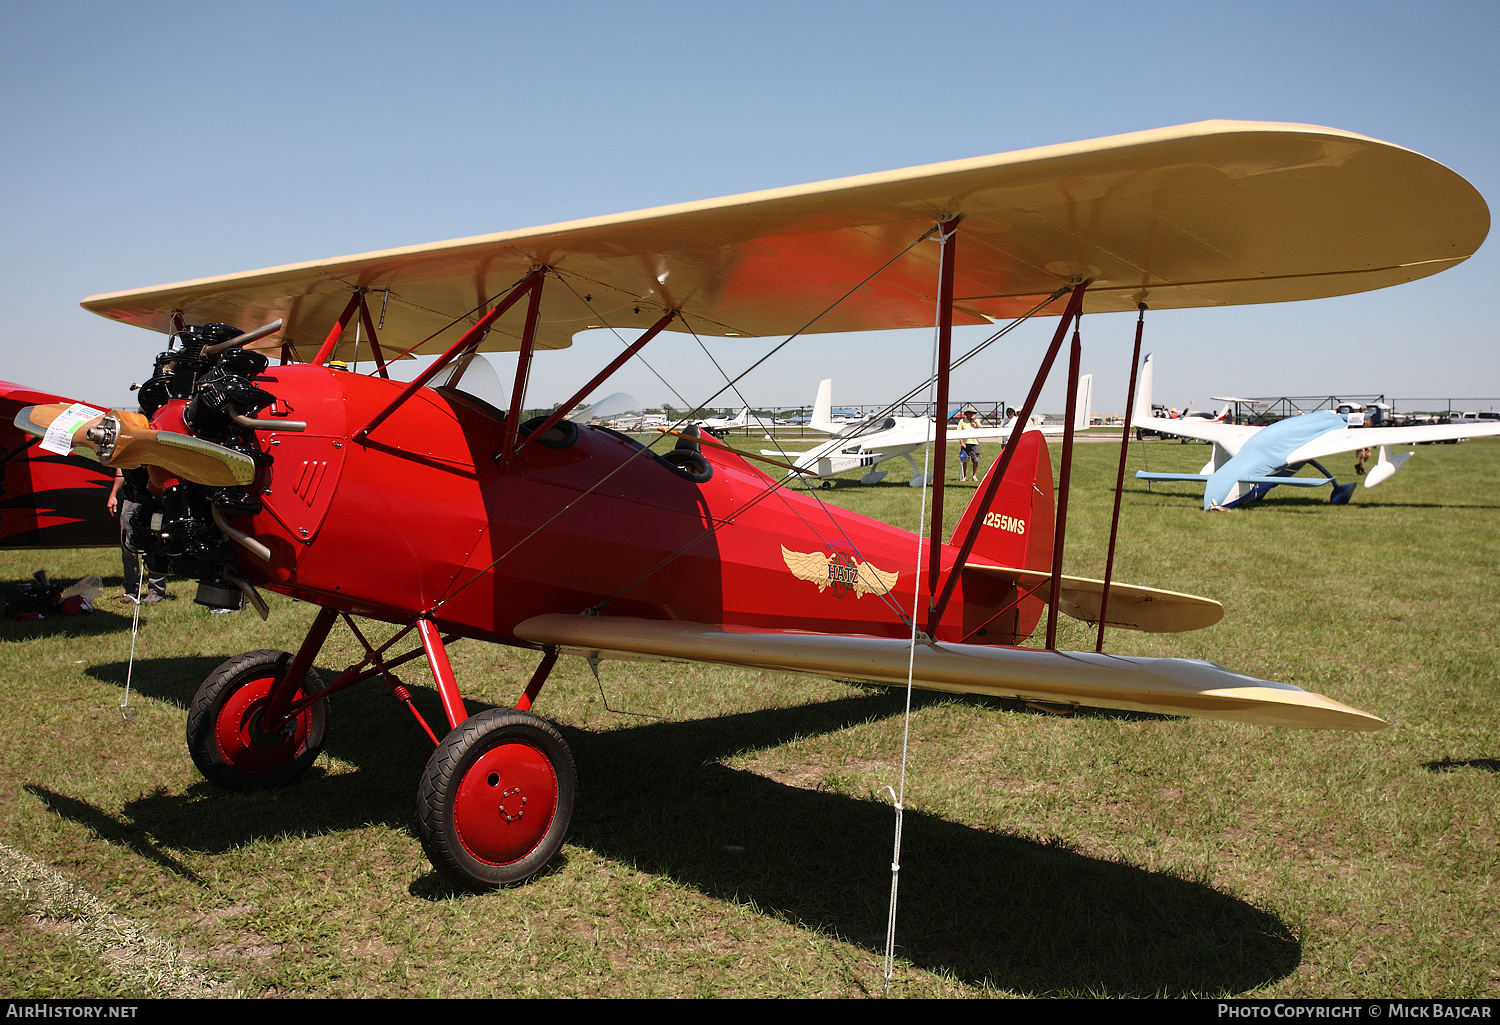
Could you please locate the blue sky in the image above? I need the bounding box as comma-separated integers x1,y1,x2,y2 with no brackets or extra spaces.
3,1,1496,414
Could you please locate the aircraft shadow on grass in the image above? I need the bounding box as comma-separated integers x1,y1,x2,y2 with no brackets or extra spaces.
1423,757,1500,774
46,656,1298,995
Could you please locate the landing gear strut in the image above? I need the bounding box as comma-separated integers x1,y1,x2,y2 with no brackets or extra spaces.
185,615,575,890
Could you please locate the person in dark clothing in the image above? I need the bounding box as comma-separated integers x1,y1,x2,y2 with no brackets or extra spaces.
107,467,169,604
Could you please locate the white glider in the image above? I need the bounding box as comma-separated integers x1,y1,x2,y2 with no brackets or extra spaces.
1131,354,1500,509
768,375,1092,486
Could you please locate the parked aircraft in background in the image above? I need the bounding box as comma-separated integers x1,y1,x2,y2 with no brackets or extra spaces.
1131,354,1500,509
769,376,1091,486
693,406,752,435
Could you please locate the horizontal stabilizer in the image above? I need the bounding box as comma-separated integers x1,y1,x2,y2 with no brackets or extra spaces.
964,564,1224,633
1235,474,1332,487
515,614,1385,731
1136,471,1210,483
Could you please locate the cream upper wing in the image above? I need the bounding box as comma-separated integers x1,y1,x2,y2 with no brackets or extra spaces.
81,122,1487,361
853,560,901,598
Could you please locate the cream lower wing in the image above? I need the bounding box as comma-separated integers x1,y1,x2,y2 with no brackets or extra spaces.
513,614,1383,731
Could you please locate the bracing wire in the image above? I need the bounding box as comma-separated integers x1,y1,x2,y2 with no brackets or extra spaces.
550,274,696,413
377,271,537,368
665,226,942,424
120,553,145,721
686,284,1064,623
434,226,942,617
674,318,912,626
882,221,957,992
860,287,1069,425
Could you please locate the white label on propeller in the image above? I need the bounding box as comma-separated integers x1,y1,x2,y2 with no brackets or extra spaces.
40,403,106,456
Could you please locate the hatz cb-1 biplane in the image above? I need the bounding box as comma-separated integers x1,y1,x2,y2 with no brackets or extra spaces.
16,122,1487,890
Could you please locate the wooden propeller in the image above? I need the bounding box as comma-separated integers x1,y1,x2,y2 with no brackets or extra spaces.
15,404,255,487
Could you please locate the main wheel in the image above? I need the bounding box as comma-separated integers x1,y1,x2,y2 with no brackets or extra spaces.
416,709,576,890
186,649,329,789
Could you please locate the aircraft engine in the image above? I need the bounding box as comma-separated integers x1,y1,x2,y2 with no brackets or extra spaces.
135,323,281,610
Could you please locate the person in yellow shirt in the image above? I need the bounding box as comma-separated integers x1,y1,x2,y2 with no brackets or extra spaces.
956,410,982,481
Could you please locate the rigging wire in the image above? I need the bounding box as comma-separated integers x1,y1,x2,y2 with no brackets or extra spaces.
119,553,146,721
432,226,941,617
350,306,362,373
882,219,958,993
377,271,537,368
582,225,947,613
696,284,1064,615
675,317,911,625
858,286,1069,424
584,451,876,618
667,226,941,424
550,274,696,413
666,280,1072,626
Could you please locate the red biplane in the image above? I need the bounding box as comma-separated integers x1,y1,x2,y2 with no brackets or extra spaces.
16,122,1488,890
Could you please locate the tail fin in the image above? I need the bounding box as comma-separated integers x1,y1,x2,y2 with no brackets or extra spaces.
1074,373,1094,430
1132,353,1155,426
948,431,1055,643
1364,445,1413,488
809,379,836,433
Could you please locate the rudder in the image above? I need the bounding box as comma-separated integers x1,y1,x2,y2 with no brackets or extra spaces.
948,431,1055,642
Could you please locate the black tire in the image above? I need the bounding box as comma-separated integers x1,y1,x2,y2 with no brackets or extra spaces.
416,709,576,890
186,649,329,789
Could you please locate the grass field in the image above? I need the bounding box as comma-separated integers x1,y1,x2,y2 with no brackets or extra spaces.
0,435,1495,998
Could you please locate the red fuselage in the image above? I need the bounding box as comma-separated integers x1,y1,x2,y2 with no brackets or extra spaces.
226,367,1050,648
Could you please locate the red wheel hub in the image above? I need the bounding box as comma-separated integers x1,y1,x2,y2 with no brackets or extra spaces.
453,742,559,865
215,677,310,775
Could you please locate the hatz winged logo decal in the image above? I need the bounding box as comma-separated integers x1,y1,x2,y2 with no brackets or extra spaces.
781,545,900,599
